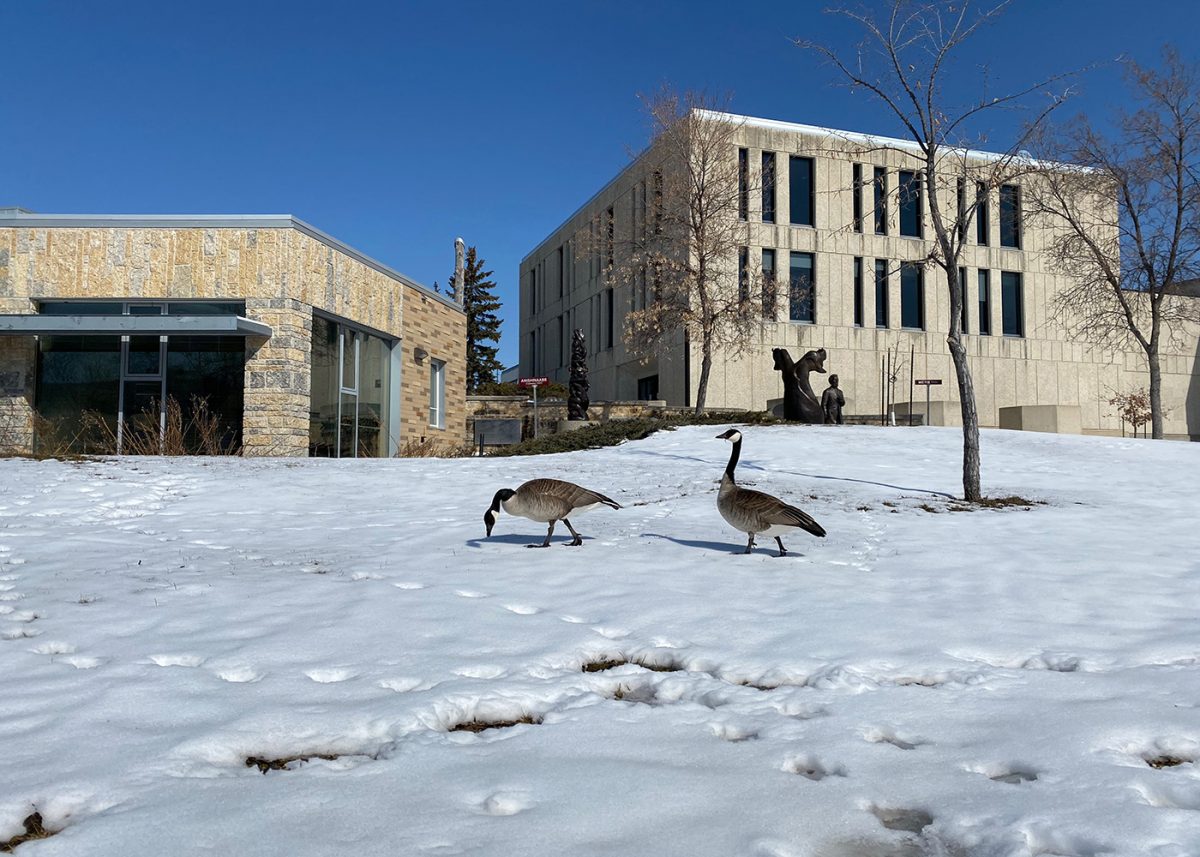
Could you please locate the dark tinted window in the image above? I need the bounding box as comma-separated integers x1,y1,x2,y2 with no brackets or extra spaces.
901,263,924,329
899,171,922,237
1000,185,1021,248
762,152,776,223
875,259,889,328
789,156,814,227
789,252,815,323
1001,271,1023,336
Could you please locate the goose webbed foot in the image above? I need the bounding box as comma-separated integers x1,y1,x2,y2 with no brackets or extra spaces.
775,537,788,557
562,519,583,547
742,534,756,555
526,543,551,549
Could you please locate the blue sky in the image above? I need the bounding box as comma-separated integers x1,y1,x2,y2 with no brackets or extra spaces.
5,1,1197,368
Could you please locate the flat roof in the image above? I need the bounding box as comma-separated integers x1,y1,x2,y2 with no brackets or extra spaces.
0,212,464,313
520,108,1063,265
0,314,273,337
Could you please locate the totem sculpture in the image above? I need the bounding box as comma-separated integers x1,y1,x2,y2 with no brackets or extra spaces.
568,328,590,421
771,347,827,423
822,374,846,425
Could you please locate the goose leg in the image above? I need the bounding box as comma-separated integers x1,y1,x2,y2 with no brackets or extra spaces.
775,537,788,558
562,518,583,547
527,520,555,548
743,533,756,554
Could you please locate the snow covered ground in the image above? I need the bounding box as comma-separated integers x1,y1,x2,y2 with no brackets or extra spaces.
1,424,1198,857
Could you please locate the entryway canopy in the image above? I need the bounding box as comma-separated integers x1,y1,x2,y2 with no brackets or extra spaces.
0,314,272,337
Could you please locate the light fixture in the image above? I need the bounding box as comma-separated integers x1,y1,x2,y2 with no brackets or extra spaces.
413,346,429,364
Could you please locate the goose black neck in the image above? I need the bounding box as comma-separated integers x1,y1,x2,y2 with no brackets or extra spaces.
725,437,741,480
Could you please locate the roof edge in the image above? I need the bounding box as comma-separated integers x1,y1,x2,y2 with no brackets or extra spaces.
0,213,464,313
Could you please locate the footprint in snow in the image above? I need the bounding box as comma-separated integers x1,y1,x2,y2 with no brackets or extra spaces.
454,590,490,599
477,791,534,816
351,572,384,581
148,654,206,667
0,592,25,601
502,604,541,615
559,615,590,624
62,655,104,669
214,666,264,683
392,582,426,590
2,627,41,640
378,677,433,693
305,667,358,683
453,665,506,679
864,728,926,750
592,625,630,639
32,641,77,655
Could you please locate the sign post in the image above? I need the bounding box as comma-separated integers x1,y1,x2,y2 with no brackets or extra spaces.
914,379,942,426
518,377,549,438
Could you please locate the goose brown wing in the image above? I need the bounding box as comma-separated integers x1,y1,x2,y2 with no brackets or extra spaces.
737,487,827,538
519,479,622,512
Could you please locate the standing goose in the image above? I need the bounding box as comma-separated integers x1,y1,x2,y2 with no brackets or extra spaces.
715,428,826,556
484,479,621,548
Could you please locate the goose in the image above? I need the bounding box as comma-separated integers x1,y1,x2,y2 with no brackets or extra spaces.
715,428,826,556
484,479,621,548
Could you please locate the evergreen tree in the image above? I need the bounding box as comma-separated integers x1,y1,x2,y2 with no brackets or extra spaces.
454,246,503,392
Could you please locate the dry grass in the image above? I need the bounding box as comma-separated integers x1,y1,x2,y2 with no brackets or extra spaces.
1146,755,1190,769
448,714,541,733
395,438,475,458
81,396,240,456
581,656,684,673
0,812,57,853
244,753,340,773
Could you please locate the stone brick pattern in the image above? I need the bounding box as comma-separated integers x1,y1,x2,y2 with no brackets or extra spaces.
400,288,467,445
0,224,466,455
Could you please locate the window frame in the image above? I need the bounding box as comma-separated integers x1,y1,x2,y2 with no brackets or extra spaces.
429,358,446,429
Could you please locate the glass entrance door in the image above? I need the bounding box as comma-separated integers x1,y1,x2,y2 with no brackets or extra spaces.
118,304,167,453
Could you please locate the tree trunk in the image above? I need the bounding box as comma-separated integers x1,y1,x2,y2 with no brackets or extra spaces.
947,332,982,501
694,338,712,416
1147,348,1164,439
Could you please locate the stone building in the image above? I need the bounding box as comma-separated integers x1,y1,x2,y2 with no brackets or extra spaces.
518,111,1200,439
0,212,466,456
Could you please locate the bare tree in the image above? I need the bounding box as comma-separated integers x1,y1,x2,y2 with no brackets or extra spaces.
605,90,764,415
1027,49,1200,439
799,0,1075,501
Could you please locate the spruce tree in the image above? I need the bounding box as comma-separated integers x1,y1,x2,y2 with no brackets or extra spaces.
454,246,504,392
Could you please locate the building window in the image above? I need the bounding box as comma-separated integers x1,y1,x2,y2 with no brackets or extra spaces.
557,246,565,298
762,249,777,321
899,170,923,238
852,164,864,233
853,257,864,327
900,262,924,330
875,259,889,328
789,251,815,323
956,177,966,242
976,181,989,245
738,148,749,221
556,315,565,367
605,206,614,275
310,315,391,458
652,171,663,235
1000,184,1021,249
738,246,750,302
429,358,446,429
762,152,776,224
873,167,888,235
789,156,815,227
958,267,969,334
637,375,659,401
978,269,992,335
1001,271,1024,336
528,269,537,314
604,288,614,349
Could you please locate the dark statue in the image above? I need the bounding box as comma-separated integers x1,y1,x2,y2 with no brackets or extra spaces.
822,374,846,425
772,347,827,423
568,328,590,420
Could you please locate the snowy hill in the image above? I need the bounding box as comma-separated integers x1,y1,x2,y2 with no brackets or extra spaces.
1,425,1198,857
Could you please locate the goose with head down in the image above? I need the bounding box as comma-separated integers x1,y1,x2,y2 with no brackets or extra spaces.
715,429,826,556
484,479,621,548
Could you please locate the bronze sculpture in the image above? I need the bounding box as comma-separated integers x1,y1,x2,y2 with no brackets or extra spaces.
822,374,845,425
568,329,589,420
772,347,827,423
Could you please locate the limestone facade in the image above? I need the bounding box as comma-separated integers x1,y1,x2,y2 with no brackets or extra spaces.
519,112,1200,440
0,215,466,455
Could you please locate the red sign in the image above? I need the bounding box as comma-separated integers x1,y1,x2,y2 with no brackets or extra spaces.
518,377,549,388
914,379,943,386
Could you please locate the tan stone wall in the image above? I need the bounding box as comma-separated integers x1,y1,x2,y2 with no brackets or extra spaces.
0,223,466,455
400,286,467,445
520,115,1200,440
